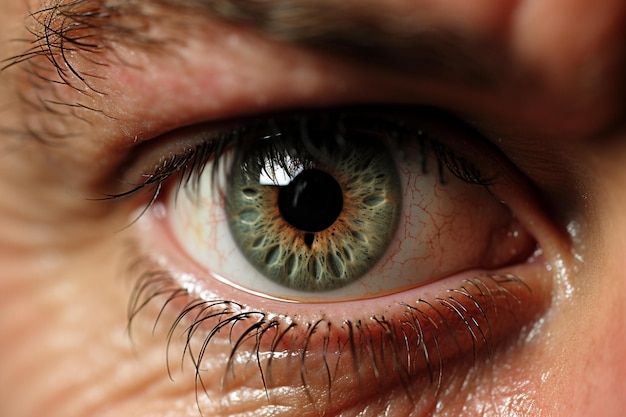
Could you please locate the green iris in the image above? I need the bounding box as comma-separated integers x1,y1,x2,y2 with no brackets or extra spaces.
225,115,402,292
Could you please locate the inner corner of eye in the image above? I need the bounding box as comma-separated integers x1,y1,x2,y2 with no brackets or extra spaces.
160,112,536,302
482,214,537,268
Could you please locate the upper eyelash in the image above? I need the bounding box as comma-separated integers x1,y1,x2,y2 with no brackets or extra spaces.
105,109,492,211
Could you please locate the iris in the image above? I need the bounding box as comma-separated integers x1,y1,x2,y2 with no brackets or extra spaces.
225,116,402,291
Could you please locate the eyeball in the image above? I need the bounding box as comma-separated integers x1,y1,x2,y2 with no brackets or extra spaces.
166,111,535,302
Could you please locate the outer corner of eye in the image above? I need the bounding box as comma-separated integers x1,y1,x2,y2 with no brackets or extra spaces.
143,109,556,308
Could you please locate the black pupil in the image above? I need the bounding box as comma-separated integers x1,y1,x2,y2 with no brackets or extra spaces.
278,169,343,232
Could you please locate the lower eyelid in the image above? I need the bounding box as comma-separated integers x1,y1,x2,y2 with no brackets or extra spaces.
128,206,552,414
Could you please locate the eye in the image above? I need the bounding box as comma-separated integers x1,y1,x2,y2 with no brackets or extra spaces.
126,107,535,303
122,106,554,414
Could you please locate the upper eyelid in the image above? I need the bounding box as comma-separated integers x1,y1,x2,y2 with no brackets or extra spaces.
2,1,512,153
3,3,517,156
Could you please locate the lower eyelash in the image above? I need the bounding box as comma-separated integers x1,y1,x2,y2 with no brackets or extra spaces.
126,248,531,413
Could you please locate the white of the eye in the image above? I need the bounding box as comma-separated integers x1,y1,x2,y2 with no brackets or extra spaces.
168,146,524,302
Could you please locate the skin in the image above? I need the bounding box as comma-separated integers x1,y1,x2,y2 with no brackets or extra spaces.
0,0,625,416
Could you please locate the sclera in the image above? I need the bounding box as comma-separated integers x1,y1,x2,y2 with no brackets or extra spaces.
168,137,534,302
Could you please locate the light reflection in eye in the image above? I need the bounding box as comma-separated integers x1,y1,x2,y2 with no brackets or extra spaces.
166,110,536,302
258,154,302,186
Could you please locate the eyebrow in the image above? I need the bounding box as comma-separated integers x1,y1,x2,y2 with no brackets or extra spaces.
18,0,508,89
225,1,511,88
176,0,507,86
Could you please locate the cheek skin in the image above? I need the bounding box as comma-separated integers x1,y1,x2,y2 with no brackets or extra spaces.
0,236,198,417
475,131,626,417
541,133,626,416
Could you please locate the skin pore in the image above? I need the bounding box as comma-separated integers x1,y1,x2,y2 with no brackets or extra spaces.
0,0,625,416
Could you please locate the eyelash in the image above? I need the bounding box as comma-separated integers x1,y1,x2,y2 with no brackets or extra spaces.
127,255,528,411
109,110,491,207
122,109,529,413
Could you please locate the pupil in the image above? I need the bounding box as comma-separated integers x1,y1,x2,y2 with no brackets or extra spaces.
278,169,343,232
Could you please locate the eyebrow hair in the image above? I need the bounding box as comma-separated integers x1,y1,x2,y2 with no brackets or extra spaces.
10,0,508,88
176,0,508,86
188,0,507,86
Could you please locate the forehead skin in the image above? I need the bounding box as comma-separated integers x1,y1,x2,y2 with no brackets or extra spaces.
0,0,625,416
